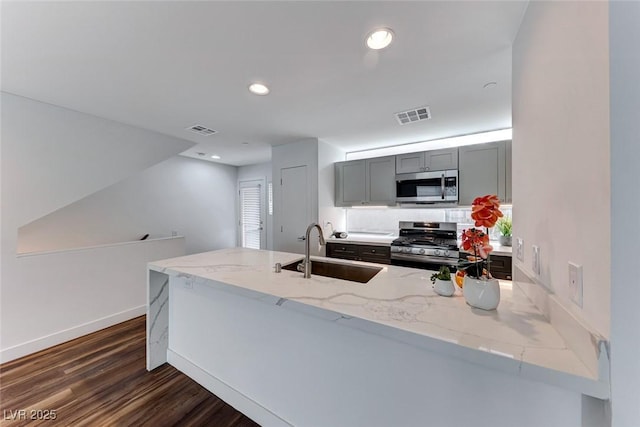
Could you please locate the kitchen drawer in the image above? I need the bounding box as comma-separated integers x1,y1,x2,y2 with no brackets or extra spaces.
326,242,390,264
458,252,512,280
326,243,358,260
489,254,512,280
358,246,391,264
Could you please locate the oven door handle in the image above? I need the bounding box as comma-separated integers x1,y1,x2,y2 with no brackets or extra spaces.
440,173,445,199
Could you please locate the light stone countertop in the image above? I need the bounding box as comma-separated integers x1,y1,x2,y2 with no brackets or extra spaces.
326,233,397,246
149,247,608,398
460,241,513,257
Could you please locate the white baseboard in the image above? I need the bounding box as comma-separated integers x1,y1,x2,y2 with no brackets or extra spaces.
167,349,292,427
0,305,146,364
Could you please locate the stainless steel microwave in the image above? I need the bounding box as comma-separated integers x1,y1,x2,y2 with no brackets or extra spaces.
395,170,458,203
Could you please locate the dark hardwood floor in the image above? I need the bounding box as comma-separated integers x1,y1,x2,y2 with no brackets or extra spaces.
0,316,260,427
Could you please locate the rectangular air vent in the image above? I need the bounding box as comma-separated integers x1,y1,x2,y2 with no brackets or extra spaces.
186,124,217,136
395,106,431,125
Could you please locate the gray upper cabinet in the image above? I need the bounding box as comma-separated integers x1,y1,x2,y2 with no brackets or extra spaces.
366,156,396,205
335,159,366,206
395,152,425,174
458,141,509,205
335,156,396,206
395,148,458,174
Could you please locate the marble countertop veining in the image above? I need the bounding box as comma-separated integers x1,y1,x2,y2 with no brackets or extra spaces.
149,247,607,397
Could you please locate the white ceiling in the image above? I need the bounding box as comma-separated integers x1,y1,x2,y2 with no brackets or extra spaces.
2,1,528,166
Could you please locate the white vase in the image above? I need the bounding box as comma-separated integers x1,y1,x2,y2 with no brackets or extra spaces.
433,278,455,297
463,276,500,310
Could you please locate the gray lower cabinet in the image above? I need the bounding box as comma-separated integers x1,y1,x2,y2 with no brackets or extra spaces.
489,255,513,280
458,140,511,205
326,242,391,264
459,251,512,280
335,156,395,206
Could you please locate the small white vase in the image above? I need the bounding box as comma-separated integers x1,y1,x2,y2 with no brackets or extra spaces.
463,276,500,310
433,278,455,297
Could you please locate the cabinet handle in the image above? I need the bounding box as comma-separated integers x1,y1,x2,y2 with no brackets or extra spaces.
425,167,430,171
371,249,376,253
440,173,445,200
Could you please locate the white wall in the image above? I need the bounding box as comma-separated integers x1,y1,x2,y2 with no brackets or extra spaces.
238,162,273,250
1,237,185,362
0,93,203,361
512,1,610,337
18,156,237,255
1,93,194,227
609,1,640,426
317,140,346,237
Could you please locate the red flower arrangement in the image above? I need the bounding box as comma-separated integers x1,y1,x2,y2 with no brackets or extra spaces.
471,194,503,228
458,195,503,279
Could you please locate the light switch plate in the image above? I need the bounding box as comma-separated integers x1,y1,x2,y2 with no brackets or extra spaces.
569,262,583,307
516,237,524,262
532,245,540,275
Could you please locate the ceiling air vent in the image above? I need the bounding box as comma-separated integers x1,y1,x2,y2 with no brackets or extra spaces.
186,124,217,136
395,106,431,125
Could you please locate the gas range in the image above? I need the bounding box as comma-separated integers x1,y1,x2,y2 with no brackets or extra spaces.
390,222,459,269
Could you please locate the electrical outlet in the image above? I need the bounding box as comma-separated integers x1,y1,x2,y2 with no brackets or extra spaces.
532,245,540,275
516,237,524,262
569,262,583,307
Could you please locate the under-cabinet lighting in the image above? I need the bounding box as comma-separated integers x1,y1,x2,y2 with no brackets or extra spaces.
346,128,512,161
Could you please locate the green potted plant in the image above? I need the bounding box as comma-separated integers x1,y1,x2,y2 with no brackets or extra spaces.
430,266,455,297
496,216,512,247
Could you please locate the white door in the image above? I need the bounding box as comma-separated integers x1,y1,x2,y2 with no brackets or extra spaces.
238,179,266,249
279,165,309,254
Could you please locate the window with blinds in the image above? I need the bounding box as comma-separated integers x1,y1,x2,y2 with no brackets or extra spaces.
240,184,262,249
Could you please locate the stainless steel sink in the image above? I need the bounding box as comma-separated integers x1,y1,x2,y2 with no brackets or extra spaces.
282,259,382,284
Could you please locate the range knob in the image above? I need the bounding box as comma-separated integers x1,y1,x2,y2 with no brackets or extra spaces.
403,247,412,253
418,248,425,255
444,250,450,257
434,249,441,256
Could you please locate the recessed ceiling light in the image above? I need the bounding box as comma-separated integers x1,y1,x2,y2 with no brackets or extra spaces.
248,83,270,95
366,28,394,50
211,155,221,160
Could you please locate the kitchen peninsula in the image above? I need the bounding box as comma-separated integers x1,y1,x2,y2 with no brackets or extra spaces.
147,248,609,427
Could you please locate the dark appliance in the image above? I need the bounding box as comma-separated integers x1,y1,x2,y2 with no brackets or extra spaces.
395,170,458,204
390,221,459,271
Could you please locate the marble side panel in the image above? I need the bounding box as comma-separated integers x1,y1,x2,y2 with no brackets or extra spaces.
147,269,169,370
513,265,608,382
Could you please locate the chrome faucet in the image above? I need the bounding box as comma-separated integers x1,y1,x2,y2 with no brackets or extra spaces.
299,223,326,278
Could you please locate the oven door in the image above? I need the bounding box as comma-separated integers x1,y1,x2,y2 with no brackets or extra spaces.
395,170,458,203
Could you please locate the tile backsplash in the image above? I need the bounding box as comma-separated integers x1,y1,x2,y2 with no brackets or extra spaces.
346,206,512,240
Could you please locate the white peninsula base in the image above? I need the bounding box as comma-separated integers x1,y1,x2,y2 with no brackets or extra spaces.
147,249,609,427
